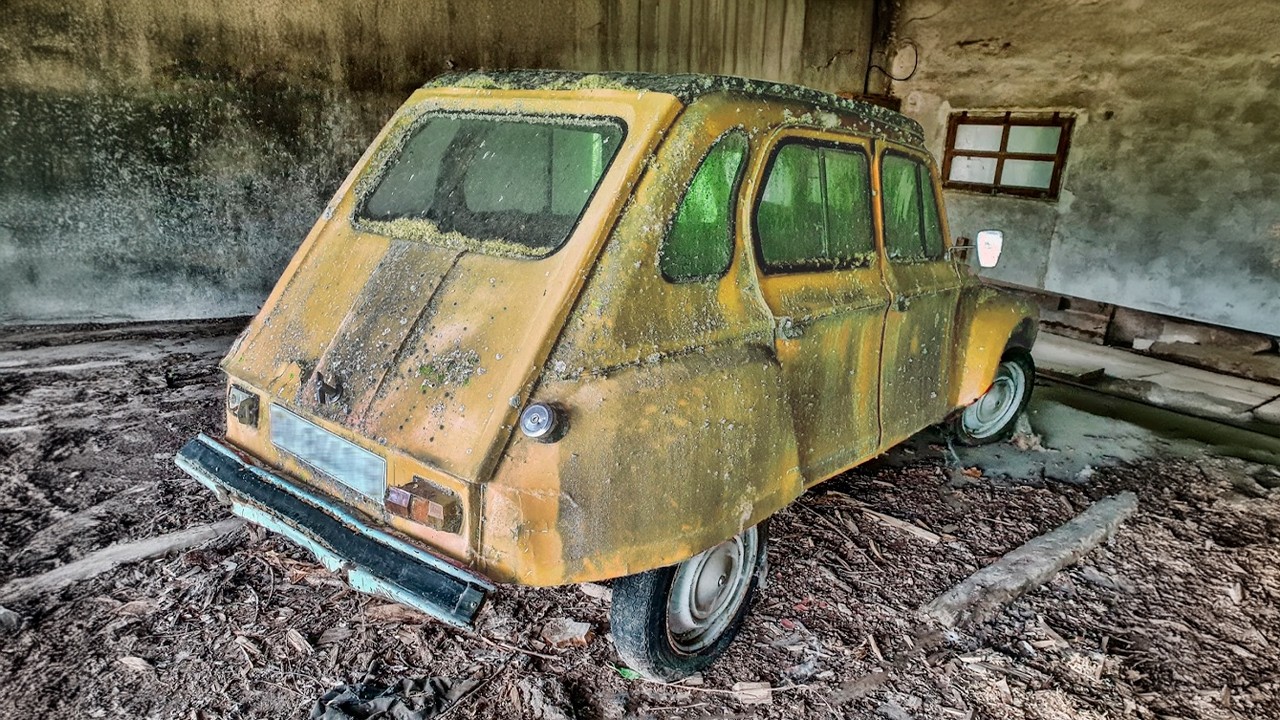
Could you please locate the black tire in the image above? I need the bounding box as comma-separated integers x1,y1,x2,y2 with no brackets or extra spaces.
610,522,769,681
947,351,1035,446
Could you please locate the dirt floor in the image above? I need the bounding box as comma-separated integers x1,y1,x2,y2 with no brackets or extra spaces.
2,321,1280,719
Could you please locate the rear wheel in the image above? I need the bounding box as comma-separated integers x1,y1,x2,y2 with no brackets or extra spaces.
610,523,768,681
949,352,1034,446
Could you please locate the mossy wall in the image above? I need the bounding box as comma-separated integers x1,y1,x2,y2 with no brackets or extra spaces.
0,0,881,323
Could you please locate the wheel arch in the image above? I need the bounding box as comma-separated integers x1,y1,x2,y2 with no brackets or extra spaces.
949,287,1040,410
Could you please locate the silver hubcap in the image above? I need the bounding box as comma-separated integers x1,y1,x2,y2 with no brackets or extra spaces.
961,360,1027,438
667,527,758,654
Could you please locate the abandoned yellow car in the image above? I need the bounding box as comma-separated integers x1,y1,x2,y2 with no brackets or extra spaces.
177,71,1037,680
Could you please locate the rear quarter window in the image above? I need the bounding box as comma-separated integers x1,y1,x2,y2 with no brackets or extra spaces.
659,132,749,283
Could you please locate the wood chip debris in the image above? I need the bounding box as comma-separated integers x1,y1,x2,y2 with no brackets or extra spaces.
317,625,353,646
539,617,594,648
862,509,941,544
578,582,612,602
731,681,773,705
0,605,20,633
363,602,426,624
115,599,159,616
118,655,154,673
830,671,888,703
868,633,885,662
233,635,262,657
285,628,314,656
1228,582,1244,604
1032,616,1069,650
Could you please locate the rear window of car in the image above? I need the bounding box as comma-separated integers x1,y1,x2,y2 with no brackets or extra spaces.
754,140,876,273
358,113,625,257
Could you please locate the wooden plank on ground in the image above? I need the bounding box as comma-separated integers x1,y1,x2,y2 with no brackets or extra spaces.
0,518,244,604
919,492,1138,628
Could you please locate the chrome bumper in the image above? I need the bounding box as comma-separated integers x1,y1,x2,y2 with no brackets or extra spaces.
175,434,490,629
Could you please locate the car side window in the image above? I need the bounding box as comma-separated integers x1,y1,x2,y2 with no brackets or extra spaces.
919,164,945,258
756,140,875,272
824,150,876,262
660,132,749,283
882,153,945,261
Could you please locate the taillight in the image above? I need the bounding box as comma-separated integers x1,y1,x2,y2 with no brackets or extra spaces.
385,477,462,533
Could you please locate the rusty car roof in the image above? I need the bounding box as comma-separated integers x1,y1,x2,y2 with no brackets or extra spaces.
422,70,925,148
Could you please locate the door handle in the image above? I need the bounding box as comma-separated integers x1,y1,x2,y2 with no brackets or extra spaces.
895,295,911,312
777,317,808,340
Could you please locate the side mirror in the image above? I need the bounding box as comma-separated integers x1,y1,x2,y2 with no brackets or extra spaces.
976,229,1003,268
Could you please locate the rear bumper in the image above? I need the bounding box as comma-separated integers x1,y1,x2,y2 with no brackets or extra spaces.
175,434,491,629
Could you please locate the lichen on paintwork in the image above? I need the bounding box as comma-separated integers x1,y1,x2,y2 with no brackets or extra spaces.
357,216,555,260
417,346,482,389
441,72,638,94
444,73,503,90
421,70,926,145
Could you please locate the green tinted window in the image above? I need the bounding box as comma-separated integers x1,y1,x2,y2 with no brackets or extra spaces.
919,164,945,258
882,153,924,260
757,144,825,268
660,133,748,282
823,150,876,263
757,142,874,272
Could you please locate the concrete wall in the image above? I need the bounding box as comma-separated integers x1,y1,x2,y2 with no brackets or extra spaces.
891,0,1280,336
0,0,882,324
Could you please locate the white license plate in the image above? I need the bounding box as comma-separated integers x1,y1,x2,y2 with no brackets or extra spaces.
269,405,386,499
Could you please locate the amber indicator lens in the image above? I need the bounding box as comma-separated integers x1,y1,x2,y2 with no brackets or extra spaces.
384,478,462,533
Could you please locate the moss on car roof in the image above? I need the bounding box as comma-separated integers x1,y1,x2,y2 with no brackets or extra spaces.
423,70,925,147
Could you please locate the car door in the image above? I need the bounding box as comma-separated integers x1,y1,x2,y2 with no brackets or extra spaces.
874,144,963,447
746,129,892,483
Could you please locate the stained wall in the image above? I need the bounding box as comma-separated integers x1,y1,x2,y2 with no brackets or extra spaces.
0,0,881,323
890,0,1280,335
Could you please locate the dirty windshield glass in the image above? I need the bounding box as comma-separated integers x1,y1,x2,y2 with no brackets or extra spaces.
360,114,625,256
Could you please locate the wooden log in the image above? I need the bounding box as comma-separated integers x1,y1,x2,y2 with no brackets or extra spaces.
16,481,160,565
920,492,1137,628
0,518,244,605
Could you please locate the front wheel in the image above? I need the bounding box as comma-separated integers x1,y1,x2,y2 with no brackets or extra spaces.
948,352,1035,446
610,523,768,681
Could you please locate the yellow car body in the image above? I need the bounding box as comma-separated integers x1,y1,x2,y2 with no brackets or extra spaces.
178,71,1036,626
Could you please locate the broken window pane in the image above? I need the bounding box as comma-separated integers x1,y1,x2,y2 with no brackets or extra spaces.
1006,125,1061,155
999,159,1055,189
660,132,747,282
953,124,1003,152
361,114,624,255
